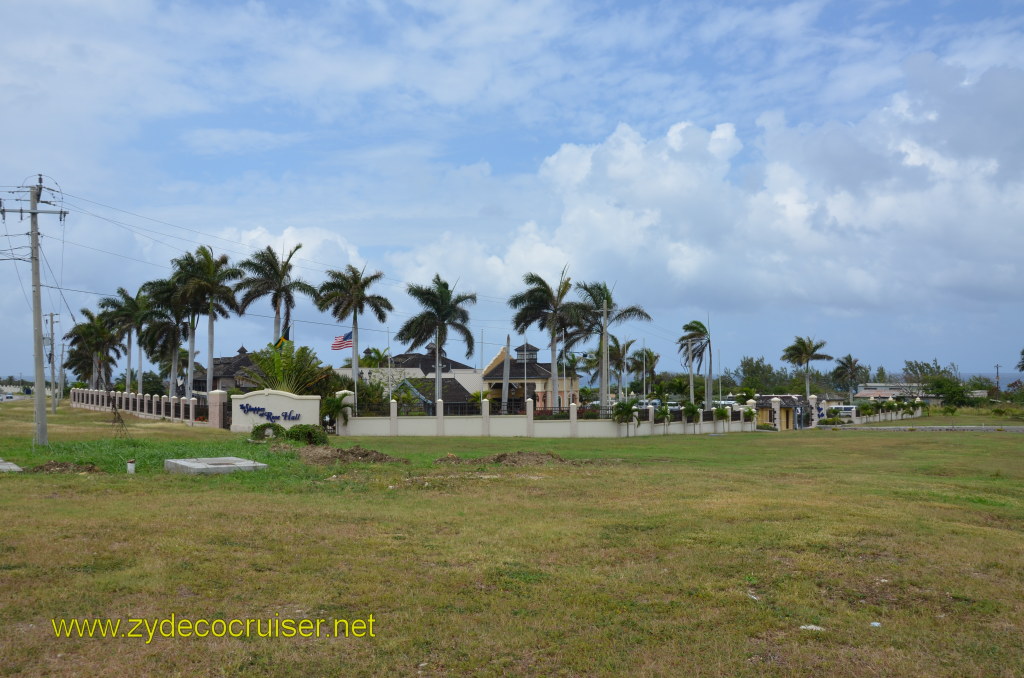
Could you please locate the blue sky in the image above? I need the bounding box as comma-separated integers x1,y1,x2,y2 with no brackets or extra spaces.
2,0,1023,383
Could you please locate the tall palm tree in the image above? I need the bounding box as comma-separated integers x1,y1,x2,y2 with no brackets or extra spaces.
570,281,651,403
395,274,476,405
781,336,834,399
63,309,124,390
678,320,712,407
98,287,152,394
316,264,393,399
140,278,187,397
608,335,635,400
832,354,867,404
235,244,316,343
172,246,242,395
508,266,582,409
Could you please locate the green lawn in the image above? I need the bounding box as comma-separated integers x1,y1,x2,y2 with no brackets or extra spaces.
1,400,1022,676
856,406,1024,428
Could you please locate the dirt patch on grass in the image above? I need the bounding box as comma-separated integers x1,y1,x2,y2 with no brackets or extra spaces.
298,445,409,465
435,451,588,466
27,461,105,474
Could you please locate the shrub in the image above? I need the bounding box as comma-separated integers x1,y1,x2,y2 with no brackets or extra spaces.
742,407,755,422
285,424,329,445
819,417,845,425
756,423,776,431
713,406,729,421
251,422,286,440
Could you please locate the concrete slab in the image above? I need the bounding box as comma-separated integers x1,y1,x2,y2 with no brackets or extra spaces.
0,459,23,472
164,457,267,475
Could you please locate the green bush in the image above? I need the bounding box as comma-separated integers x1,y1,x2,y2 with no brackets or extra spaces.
819,417,845,425
756,423,776,431
251,422,286,440
713,406,729,421
285,424,329,445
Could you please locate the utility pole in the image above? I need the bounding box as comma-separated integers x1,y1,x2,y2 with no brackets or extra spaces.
29,178,48,444
47,312,58,414
995,364,1001,392
58,341,66,408
0,175,68,445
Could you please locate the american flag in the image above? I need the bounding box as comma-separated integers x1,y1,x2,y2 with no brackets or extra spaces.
331,332,353,350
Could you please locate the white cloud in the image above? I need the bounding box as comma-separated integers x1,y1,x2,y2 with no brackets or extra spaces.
181,129,309,155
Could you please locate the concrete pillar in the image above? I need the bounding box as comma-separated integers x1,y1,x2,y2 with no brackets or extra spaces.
144,394,152,416
160,395,169,418
170,396,179,421
436,398,445,436
481,398,490,436
526,398,535,438
207,390,226,429
389,399,398,436
189,396,197,425
647,405,655,436
569,402,578,438
746,399,756,432
771,397,781,431
808,395,819,428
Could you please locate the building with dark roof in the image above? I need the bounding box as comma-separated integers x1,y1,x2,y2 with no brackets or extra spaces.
481,343,579,409
192,347,257,393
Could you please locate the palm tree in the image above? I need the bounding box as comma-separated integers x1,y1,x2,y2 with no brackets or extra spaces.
316,264,393,400
678,320,712,406
395,274,476,405
139,279,188,397
508,267,582,409
98,287,152,394
172,246,243,396
235,244,317,343
570,281,651,403
832,354,867,404
781,336,834,399
343,347,390,369
627,347,659,395
608,335,635,400
63,309,124,390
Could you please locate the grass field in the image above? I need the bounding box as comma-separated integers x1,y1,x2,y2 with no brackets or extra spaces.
857,406,1024,428
1,400,1023,676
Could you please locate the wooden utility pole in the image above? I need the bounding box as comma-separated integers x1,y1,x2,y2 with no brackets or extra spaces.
30,179,47,444
0,175,68,445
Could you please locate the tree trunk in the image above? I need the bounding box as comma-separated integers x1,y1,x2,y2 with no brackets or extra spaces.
434,331,441,408
550,331,558,410
207,309,215,394
352,311,359,411
805,370,810,400
125,330,133,394
273,301,281,346
186,321,195,399
137,334,143,395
